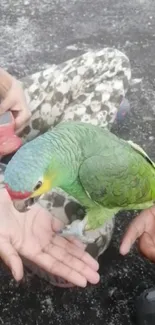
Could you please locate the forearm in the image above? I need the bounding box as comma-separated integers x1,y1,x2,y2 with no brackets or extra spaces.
0,68,14,99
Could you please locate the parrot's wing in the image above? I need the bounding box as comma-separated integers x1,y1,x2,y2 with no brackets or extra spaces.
79,152,153,209
127,140,155,168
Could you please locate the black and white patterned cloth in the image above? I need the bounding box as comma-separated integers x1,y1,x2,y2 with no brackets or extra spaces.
0,48,131,287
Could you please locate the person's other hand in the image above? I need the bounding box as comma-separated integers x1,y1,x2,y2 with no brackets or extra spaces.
120,206,155,262
0,77,31,133
0,188,99,287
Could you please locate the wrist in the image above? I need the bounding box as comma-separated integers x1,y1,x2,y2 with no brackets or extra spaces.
0,68,15,99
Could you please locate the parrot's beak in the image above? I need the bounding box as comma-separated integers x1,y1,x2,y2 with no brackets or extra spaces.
12,196,39,213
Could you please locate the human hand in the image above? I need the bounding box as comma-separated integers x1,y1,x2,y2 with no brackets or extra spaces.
0,77,31,133
120,206,155,262
0,188,99,287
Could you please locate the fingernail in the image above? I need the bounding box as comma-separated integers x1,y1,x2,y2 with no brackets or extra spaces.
120,246,129,255
89,273,100,285
94,273,100,284
81,280,87,288
91,259,99,271
12,270,16,279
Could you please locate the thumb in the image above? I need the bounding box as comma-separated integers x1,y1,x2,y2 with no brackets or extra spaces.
120,211,147,255
51,216,85,249
0,239,23,281
0,95,15,115
139,232,155,262
14,109,31,132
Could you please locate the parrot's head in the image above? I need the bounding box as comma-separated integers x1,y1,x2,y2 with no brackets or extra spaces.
4,134,69,212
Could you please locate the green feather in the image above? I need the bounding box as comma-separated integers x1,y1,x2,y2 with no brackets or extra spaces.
5,121,155,230
54,122,155,230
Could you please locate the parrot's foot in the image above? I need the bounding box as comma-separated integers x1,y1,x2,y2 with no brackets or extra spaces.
58,218,95,244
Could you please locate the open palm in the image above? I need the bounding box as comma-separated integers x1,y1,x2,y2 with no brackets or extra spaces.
0,188,99,287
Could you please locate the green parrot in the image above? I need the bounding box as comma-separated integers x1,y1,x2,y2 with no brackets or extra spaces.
4,121,155,243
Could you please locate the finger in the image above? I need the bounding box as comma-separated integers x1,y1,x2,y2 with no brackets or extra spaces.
51,216,66,232
0,239,23,281
139,233,155,262
14,110,30,131
120,212,147,255
34,252,98,287
51,218,87,249
66,235,86,249
0,96,15,114
44,243,100,284
51,234,99,271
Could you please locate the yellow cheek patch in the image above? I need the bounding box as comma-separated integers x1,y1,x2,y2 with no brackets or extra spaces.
30,177,52,198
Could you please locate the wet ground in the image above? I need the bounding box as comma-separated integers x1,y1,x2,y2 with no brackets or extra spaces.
1,0,155,324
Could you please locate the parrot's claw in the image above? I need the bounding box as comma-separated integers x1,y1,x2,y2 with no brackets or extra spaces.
58,219,95,244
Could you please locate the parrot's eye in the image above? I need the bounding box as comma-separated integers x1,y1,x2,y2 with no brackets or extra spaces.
34,181,42,191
